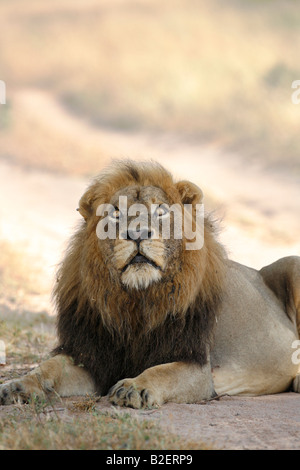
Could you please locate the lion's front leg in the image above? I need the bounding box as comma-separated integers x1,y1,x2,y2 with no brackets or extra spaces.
0,354,95,405
108,361,215,409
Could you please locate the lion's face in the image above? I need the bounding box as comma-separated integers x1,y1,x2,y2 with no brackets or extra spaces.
99,185,183,289
56,160,226,335
76,160,210,311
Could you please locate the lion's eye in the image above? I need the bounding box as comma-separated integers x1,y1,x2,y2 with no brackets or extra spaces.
110,208,121,220
155,205,169,218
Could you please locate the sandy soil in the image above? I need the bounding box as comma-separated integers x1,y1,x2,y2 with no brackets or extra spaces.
97,394,300,450
1,391,299,450
0,89,299,449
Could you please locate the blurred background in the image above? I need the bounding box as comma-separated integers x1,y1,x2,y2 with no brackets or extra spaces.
0,0,300,358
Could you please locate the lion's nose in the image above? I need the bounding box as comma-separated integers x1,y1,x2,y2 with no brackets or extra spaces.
122,227,154,241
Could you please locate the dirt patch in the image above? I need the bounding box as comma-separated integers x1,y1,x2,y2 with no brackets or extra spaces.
96,393,300,450
1,393,298,450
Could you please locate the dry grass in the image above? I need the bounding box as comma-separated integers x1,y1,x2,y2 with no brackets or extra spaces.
0,240,55,367
0,0,300,175
0,400,208,450
0,308,55,370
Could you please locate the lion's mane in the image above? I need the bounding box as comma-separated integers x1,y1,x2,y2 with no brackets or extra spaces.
53,161,226,395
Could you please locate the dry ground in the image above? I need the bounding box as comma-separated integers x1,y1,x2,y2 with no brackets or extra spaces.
89,394,300,450
0,391,299,450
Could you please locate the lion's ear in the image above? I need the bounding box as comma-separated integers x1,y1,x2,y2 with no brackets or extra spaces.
175,180,203,205
77,187,95,220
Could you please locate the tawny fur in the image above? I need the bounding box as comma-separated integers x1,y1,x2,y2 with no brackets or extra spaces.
52,160,226,394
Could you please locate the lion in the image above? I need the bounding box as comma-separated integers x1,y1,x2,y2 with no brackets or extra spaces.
0,159,299,408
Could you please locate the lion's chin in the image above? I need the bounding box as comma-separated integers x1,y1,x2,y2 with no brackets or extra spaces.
121,264,162,290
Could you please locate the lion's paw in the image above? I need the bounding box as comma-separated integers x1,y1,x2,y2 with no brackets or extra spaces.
108,378,162,409
0,377,46,405
0,380,29,405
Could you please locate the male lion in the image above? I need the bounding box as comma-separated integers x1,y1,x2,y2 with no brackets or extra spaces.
0,160,299,408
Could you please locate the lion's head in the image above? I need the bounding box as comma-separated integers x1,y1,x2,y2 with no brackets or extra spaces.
79,160,206,290
55,160,226,332
53,160,226,393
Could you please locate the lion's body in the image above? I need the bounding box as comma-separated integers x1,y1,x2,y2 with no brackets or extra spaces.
0,160,299,407
212,259,299,396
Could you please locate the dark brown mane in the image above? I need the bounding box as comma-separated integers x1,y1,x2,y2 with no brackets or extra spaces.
52,160,226,395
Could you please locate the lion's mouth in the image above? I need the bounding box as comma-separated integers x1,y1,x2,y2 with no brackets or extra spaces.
122,254,160,272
